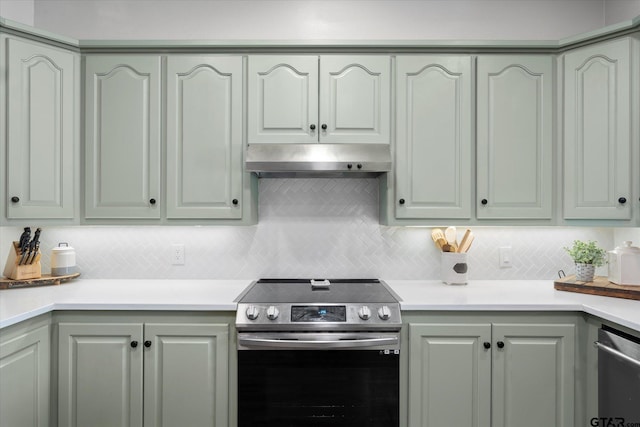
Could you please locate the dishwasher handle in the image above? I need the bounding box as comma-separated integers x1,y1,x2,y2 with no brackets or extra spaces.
594,340,640,369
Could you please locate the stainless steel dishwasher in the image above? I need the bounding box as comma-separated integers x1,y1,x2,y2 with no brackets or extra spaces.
596,326,640,425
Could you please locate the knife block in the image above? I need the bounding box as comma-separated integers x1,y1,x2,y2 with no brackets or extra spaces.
3,242,41,280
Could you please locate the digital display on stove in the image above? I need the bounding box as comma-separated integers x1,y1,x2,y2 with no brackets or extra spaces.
291,306,346,322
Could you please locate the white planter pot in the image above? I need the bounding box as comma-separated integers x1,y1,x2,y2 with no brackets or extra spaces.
575,263,595,282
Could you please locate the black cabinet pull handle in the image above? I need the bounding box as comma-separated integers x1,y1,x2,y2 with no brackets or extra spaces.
481,199,488,205
347,164,353,169
11,196,19,203
399,199,405,205
144,340,152,348
232,199,239,205
310,124,316,130
618,197,627,204
357,164,362,169
149,198,156,205
130,341,138,348
497,341,505,349
321,124,327,130
483,342,491,349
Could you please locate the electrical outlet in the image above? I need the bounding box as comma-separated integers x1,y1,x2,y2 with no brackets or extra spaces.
499,246,512,268
171,244,185,265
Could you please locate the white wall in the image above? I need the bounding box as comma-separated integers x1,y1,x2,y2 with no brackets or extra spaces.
0,0,34,25
31,0,608,40
605,0,640,25
0,179,617,280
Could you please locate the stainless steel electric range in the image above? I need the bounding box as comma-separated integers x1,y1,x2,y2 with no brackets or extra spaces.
235,278,401,426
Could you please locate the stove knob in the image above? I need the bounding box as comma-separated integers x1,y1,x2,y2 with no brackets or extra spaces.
378,306,391,321
245,305,260,320
358,306,371,320
266,306,280,320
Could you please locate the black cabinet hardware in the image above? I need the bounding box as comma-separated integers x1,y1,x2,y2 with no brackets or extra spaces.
497,341,505,349
399,199,405,205
484,342,491,349
130,341,138,348
144,340,152,348
232,199,239,205
149,198,156,205
481,199,488,205
11,196,19,203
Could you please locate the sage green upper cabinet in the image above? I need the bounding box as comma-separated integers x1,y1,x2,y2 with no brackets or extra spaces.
85,55,161,219
476,55,554,219
395,56,472,219
248,55,390,144
4,36,77,219
166,56,243,219
563,37,633,220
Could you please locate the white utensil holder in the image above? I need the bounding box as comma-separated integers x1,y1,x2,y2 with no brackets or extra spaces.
441,252,468,285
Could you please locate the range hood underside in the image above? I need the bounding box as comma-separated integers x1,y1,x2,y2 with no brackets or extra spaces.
245,143,392,178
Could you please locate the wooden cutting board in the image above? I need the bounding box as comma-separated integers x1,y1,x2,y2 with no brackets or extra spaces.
0,273,80,290
554,275,640,301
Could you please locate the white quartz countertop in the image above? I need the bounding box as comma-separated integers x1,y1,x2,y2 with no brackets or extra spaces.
1,279,639,332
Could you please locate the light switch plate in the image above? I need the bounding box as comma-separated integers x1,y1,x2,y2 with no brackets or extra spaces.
499,246,512,268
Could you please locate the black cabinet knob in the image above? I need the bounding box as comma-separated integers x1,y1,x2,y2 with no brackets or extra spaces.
144,340,152,348
347,164,353,169
618,197,627,204
481,199,488,205
232,199,239,205
357,164,362,169
149,198,156,205
11,196,19,203
483,342,491,349
321,124,327,130
399,199,405,205
497,341,505,349
310,124,316,130
130,341,139,348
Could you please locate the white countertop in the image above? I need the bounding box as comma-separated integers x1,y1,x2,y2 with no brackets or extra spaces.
1,279,639,332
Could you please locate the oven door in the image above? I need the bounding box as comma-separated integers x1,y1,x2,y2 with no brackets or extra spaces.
238,331,400,427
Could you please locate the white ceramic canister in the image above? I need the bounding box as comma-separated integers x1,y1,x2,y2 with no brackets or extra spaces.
608,241,640,286
51,243,76,276
441,252,468,285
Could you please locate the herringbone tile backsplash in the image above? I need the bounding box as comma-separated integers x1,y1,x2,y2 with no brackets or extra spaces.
1,178,626,280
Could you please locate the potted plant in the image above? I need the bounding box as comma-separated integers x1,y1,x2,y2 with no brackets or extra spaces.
563,240,607,282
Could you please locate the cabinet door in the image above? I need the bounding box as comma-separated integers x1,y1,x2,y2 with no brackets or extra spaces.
6,37,76,219
166,56,243,219
58,323,144,427
143,323,229,427
408,324,491,427
85,55,161,219
0,325,50,427
395,56,472,219
492,323,575,427
247,56,318,144
319,55,390,144
563,38,632,219
477,55,554,219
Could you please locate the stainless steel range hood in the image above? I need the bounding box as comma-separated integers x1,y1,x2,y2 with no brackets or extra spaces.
245,143,392,177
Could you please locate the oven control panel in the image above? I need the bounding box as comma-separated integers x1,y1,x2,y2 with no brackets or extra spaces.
236,303,401,330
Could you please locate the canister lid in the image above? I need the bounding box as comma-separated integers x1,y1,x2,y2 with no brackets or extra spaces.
52,242,74,252
612,241,640,254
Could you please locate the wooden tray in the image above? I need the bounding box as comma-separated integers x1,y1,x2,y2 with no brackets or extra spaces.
0,273,80,290
554,275,640,301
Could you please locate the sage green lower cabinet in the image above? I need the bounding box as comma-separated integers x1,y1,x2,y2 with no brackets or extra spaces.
408,322,575,427
0,323,50,427
408,323,491,427
58,322,229,427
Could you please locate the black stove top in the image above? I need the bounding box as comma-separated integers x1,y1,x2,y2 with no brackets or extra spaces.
238,278,398,304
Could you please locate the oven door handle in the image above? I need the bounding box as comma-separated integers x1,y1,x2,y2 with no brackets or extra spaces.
238,335,399,350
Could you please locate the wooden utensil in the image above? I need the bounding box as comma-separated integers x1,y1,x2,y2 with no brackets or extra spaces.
444,226,458,252
457,229,474,253
431,229,447,251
